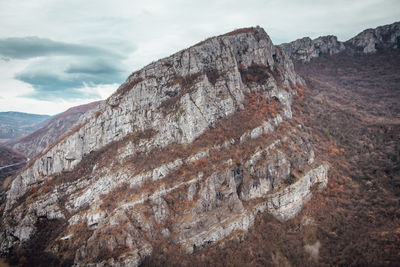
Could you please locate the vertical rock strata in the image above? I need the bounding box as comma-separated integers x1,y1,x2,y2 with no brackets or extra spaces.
1,27,329,266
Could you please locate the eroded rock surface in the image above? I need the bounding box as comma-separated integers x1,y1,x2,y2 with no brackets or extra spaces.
280,35,345,63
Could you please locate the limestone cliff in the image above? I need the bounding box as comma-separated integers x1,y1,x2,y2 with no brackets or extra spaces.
346,21,400,53
0,27,329,266
280,21,400,62
280,35,345,63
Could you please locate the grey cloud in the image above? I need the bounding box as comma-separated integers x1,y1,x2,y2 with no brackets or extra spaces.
18,72,101,100
65,58,123,75
0,36,133,101
15,56,127,100
0,36,121,59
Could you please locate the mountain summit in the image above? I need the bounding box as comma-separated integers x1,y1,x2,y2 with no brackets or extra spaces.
1,27,328,266
2,22,399,266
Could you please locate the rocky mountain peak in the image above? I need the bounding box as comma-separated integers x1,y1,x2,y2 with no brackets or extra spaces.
280,21,400,62
110,25,299,107
280,35,345,62
346,21,400,53
0,26,328,266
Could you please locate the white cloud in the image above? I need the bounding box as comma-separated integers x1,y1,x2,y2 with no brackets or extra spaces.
0,83,118,115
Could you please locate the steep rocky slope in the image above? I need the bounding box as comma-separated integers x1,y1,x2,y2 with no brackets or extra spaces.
10,101,102,159
143,48,400,267
280,21,400,62
0,27,329,266
141,23,400,266
0,112,50,144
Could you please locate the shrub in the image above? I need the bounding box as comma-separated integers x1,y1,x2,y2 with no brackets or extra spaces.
284,174,296,185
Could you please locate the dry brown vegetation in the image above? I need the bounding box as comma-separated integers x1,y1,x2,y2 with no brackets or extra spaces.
239,62,271,85
11,101,101,149
141,49,400,266
0,146,27,206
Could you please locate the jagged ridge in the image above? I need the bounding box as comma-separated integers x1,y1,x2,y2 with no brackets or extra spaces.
280,21,400,62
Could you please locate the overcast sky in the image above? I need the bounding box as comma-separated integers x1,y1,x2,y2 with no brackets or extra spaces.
0,0,399,115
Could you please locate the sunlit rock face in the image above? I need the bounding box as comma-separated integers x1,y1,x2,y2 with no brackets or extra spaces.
1,26,329,266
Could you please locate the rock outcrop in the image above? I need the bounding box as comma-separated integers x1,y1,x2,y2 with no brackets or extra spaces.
280,35,345,63
0,27,329,266
346,21,400,53
280,21,400,62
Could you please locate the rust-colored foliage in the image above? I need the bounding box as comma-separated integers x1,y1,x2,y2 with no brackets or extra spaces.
10,46,400,267
239,62,271,85
13,129,157,213
125,91,284,185
282,85,291,91
243,93,279,118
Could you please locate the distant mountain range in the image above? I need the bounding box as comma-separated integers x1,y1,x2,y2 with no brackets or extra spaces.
8,101,102,158
0,146,26,186
0,101,102,184
0,112,51,143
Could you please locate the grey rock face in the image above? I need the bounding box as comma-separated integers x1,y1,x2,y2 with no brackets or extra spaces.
346,21,400,53
280,21,400,62
1,26,328,266
280,35,345,62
